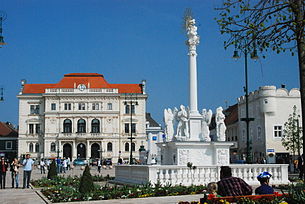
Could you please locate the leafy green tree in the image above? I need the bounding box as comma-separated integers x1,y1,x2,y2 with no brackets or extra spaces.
79,165,94,195
47,159,57,180
282,105,303,157
215,0,305,157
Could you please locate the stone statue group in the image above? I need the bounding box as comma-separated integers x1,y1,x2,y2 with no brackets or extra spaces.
164,105,226,142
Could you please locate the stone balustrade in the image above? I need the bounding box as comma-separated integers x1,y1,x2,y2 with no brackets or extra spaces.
115,164,289,186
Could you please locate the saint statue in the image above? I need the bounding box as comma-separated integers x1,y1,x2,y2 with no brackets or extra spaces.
164,108,174,141
201,109,212,142
216,107,226,141
176,105,189,139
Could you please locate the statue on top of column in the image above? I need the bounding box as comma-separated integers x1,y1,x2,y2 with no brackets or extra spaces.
185,17,200,56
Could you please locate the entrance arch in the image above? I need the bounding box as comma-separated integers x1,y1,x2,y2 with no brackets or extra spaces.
91,143,100,159
63,143,72,160
77,143,86,159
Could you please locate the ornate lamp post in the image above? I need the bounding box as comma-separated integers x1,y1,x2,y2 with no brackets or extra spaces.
233,41,257,164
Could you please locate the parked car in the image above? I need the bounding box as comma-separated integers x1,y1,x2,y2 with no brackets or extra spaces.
90,158,99,166
73,158,88,166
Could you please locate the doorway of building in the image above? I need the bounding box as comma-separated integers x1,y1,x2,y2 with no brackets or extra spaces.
77,143,86,159
63,143,72,159
91,143,100,159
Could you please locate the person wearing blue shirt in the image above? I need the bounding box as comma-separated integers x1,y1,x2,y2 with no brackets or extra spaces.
22,154,34,188
255,171,274,195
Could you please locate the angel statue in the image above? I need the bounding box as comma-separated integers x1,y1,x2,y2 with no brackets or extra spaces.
176,105,189,139
216,107,226,141
201,109,212,142
163,108,174,141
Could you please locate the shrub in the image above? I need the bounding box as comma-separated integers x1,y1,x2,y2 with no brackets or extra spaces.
47,160,57,180
79,165,94,194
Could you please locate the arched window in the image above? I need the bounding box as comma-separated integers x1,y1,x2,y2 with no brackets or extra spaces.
77,119,86,133
29,143,33,152
131,142,135,152
35,143,39,152
51,142,56,152
91,119,100,133
63,119,72,133
125,143,129,152
107,142,112,152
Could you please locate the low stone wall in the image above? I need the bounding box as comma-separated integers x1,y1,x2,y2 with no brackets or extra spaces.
115,164,289,186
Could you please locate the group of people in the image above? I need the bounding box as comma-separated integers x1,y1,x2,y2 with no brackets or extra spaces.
204,166,274,200
0,154,34,189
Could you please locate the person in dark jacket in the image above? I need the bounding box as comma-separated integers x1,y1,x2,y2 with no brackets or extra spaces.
0,157,8,189
217,166,252,196
255,171,274,195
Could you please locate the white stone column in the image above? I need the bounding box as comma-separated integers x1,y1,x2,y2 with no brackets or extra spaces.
189,51,199,115
86,140,90,160
72,141,76,159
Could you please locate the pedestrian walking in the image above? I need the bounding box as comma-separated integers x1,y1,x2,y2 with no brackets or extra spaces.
62,158,67,173
0,157,8,189
40,159,46,174
67,157,71,170
22,154,34,188
11,158,21,188
97,159,101,173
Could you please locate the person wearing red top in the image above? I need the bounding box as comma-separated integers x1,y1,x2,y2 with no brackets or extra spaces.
0,157,8,189
217,166,252,196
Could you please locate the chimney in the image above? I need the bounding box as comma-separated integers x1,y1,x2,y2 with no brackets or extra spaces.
281,84,286,89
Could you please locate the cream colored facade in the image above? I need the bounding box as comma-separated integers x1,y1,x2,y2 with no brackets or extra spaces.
17,73,147,163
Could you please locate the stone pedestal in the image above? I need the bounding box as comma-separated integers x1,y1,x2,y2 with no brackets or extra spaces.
157,141,234,166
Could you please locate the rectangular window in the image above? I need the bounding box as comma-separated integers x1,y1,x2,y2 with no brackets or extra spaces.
35,124,40,134
124,123,129,133
274,126,283,137
92,103,99,110
107,103,112,110
131,123,136,133
29,124,34,134
78,103,85,110
125,105,135,114
5,141,12,150
51,103,56,110
30,105,40,114
64,103,71,110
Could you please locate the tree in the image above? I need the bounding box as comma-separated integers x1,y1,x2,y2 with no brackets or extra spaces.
47,159,57,180
215,0,305,168
79,165,94,195
282,105,303,157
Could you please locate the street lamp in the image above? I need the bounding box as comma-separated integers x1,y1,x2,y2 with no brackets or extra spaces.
124,93,138,164
233,41,257,164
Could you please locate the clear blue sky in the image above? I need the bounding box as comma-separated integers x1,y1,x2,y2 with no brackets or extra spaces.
0,0,299,126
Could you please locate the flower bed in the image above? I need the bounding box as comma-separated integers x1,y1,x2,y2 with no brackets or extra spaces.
34,176,206,203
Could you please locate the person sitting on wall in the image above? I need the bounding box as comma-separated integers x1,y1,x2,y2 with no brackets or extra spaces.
255,171,274,195
217,166,252,196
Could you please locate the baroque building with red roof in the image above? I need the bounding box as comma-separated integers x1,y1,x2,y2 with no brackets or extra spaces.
17,73,147,163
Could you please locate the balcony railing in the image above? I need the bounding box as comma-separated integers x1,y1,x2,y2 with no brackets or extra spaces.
45,88,118,94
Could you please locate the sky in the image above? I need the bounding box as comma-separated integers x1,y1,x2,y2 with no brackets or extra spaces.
0,0,299,126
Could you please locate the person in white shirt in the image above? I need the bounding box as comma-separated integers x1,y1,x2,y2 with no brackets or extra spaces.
40,159,45,174
62,158,67,173
22,154,35,188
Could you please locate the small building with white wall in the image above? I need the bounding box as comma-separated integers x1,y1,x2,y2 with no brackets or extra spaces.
235,85,302,163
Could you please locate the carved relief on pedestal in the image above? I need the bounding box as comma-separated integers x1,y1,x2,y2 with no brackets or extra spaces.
216,149,229,165
178,149,189,165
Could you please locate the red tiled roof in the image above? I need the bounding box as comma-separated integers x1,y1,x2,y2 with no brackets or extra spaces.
22,73,142,94
0,122,18,137
224,104,238,125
